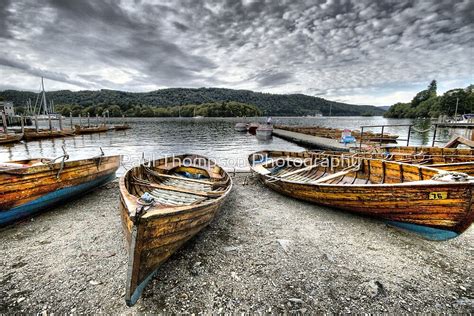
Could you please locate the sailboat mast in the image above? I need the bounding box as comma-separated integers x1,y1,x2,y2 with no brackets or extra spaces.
41,77,48,115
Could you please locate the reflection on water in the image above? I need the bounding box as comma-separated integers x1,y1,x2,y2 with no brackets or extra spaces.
0,116,467,175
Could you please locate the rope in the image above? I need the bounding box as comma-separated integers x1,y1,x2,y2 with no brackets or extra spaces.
411,126,434,133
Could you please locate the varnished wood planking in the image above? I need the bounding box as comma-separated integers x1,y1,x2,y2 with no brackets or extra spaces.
0,157,120,210
119,154,232,306
249,150,474,236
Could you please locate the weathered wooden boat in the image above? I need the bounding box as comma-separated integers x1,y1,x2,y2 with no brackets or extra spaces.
256,124,273,139
247,122,259,135
23,129,75,141
0,133,23,145
120,154,232,306
0,154,121,226
234,122,248,132
74,124,109,134
249,150,474,240
114,124,131,131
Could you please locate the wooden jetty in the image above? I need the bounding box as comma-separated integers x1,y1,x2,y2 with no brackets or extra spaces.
275,125,399,143
249,150,474,241
272,128,352,151
119,154,232,306
0,153,121,226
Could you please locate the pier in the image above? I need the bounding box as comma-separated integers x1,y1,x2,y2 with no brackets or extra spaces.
272,128,353,151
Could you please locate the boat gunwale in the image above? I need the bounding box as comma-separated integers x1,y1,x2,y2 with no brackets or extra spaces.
0,155,121,175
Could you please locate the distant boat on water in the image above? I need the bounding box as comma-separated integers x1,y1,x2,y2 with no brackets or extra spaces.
305,112,323,117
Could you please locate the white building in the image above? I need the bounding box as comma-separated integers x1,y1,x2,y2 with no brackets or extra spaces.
0,101,15,116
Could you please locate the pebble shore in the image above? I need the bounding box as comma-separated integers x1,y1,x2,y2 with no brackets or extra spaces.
1,175,473,313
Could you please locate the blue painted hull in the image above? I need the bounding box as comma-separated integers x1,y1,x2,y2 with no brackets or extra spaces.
126,269,159,307
385,221,459,241
0,173,116,226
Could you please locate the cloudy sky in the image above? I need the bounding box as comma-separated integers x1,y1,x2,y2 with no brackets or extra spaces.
0,0,472,106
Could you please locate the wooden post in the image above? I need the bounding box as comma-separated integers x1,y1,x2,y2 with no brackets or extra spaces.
87,113,90,127
406,125,412,146
35,115,39,132
96,114,99,126
70,112,73,128
379,126,384,146
79,114,82,127
122,114,125,125
59,115,63,131
48,114,52,131
20,116,24,133
431,124,437,147
1,111,7,134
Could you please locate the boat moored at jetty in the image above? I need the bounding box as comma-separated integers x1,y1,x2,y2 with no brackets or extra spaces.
74,124,109,134
234,122,248,132
256,124,273,139
0,133,23,145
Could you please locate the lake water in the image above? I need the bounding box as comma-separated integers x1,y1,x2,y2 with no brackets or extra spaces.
0,116,466,175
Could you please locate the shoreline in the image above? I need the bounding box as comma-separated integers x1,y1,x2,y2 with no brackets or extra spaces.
1,175,472,313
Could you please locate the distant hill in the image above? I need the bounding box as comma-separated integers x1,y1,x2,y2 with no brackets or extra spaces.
0,87,385,116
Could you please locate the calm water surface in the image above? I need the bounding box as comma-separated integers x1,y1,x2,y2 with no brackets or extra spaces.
0,116,464,175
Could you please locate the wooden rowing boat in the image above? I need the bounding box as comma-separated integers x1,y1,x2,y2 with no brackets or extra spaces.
0,133,23,144
74,125,109,134
249,150,474,241
23,129,75,141
0,154,121,226
119,154,232,306
114,124,131,131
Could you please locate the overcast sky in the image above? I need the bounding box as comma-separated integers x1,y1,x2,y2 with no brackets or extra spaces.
0,0,472,106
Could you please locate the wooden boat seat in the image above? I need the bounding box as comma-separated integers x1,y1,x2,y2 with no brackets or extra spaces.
154,162,224,180
148,188,207,206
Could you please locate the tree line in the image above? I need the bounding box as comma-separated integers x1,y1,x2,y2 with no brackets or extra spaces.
0,87,385,116
384,80,474,118
53,101,262,117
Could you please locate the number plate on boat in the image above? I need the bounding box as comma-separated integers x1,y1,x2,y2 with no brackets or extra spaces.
429,192,447,200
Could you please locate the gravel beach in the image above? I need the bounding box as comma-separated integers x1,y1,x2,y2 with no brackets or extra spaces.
1,174,473,313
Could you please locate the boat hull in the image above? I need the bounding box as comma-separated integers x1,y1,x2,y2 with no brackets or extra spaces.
0,173,115,225
120,196,226,306
249,150,474,240
23,130,74,141
119,154,232,306
74,125,109,134
257,176,473,239
0,155,121,226
256,127,273,140
0,134,23,144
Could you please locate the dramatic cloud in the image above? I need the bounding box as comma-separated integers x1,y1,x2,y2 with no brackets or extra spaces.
0,0,472,105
